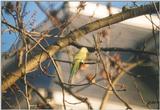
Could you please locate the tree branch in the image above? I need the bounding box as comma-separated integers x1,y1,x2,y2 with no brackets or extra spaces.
72,42,157,56
55,82,93,110
2,2,158,92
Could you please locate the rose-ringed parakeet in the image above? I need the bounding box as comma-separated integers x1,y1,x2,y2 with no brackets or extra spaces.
68,47,88,84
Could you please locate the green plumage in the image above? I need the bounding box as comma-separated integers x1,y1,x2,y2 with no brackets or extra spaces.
68,47,88,84
68,60,81,84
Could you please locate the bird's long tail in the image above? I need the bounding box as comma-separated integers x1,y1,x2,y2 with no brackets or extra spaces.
68,60,80,84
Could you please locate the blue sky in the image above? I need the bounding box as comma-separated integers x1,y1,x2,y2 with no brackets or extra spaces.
1,2,47,52
1,1,148,52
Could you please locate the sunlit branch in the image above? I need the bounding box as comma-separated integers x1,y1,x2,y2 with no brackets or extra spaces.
2,2,158,92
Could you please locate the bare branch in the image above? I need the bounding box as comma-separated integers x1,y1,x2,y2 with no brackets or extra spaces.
55,82,93,110
27,82,54,109
72,42,157,56
2,2,158,92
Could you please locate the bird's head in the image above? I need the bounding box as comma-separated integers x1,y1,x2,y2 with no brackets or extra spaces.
80,47,88,54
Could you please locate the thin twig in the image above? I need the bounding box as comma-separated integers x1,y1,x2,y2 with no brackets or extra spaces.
39,60,56,78
2,2,158,92
55,82,93,110
132,77,151,109
55,58,100,64
27,81,54,109
16,2,31,109
48,55,67,110
9,87,21,109
62,82,91,87
150,14,159,109
65,100,83,105
93,35,132,110
72,42,157,56
93,82,126,92
152,1,160,19
133,2,160,30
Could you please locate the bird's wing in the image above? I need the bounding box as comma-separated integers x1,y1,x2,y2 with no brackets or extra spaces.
69,59,81,84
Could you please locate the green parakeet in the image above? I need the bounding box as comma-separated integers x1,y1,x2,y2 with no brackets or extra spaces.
68,47,88,84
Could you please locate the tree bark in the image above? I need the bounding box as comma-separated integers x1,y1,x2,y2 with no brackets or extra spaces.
2,2,159,92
